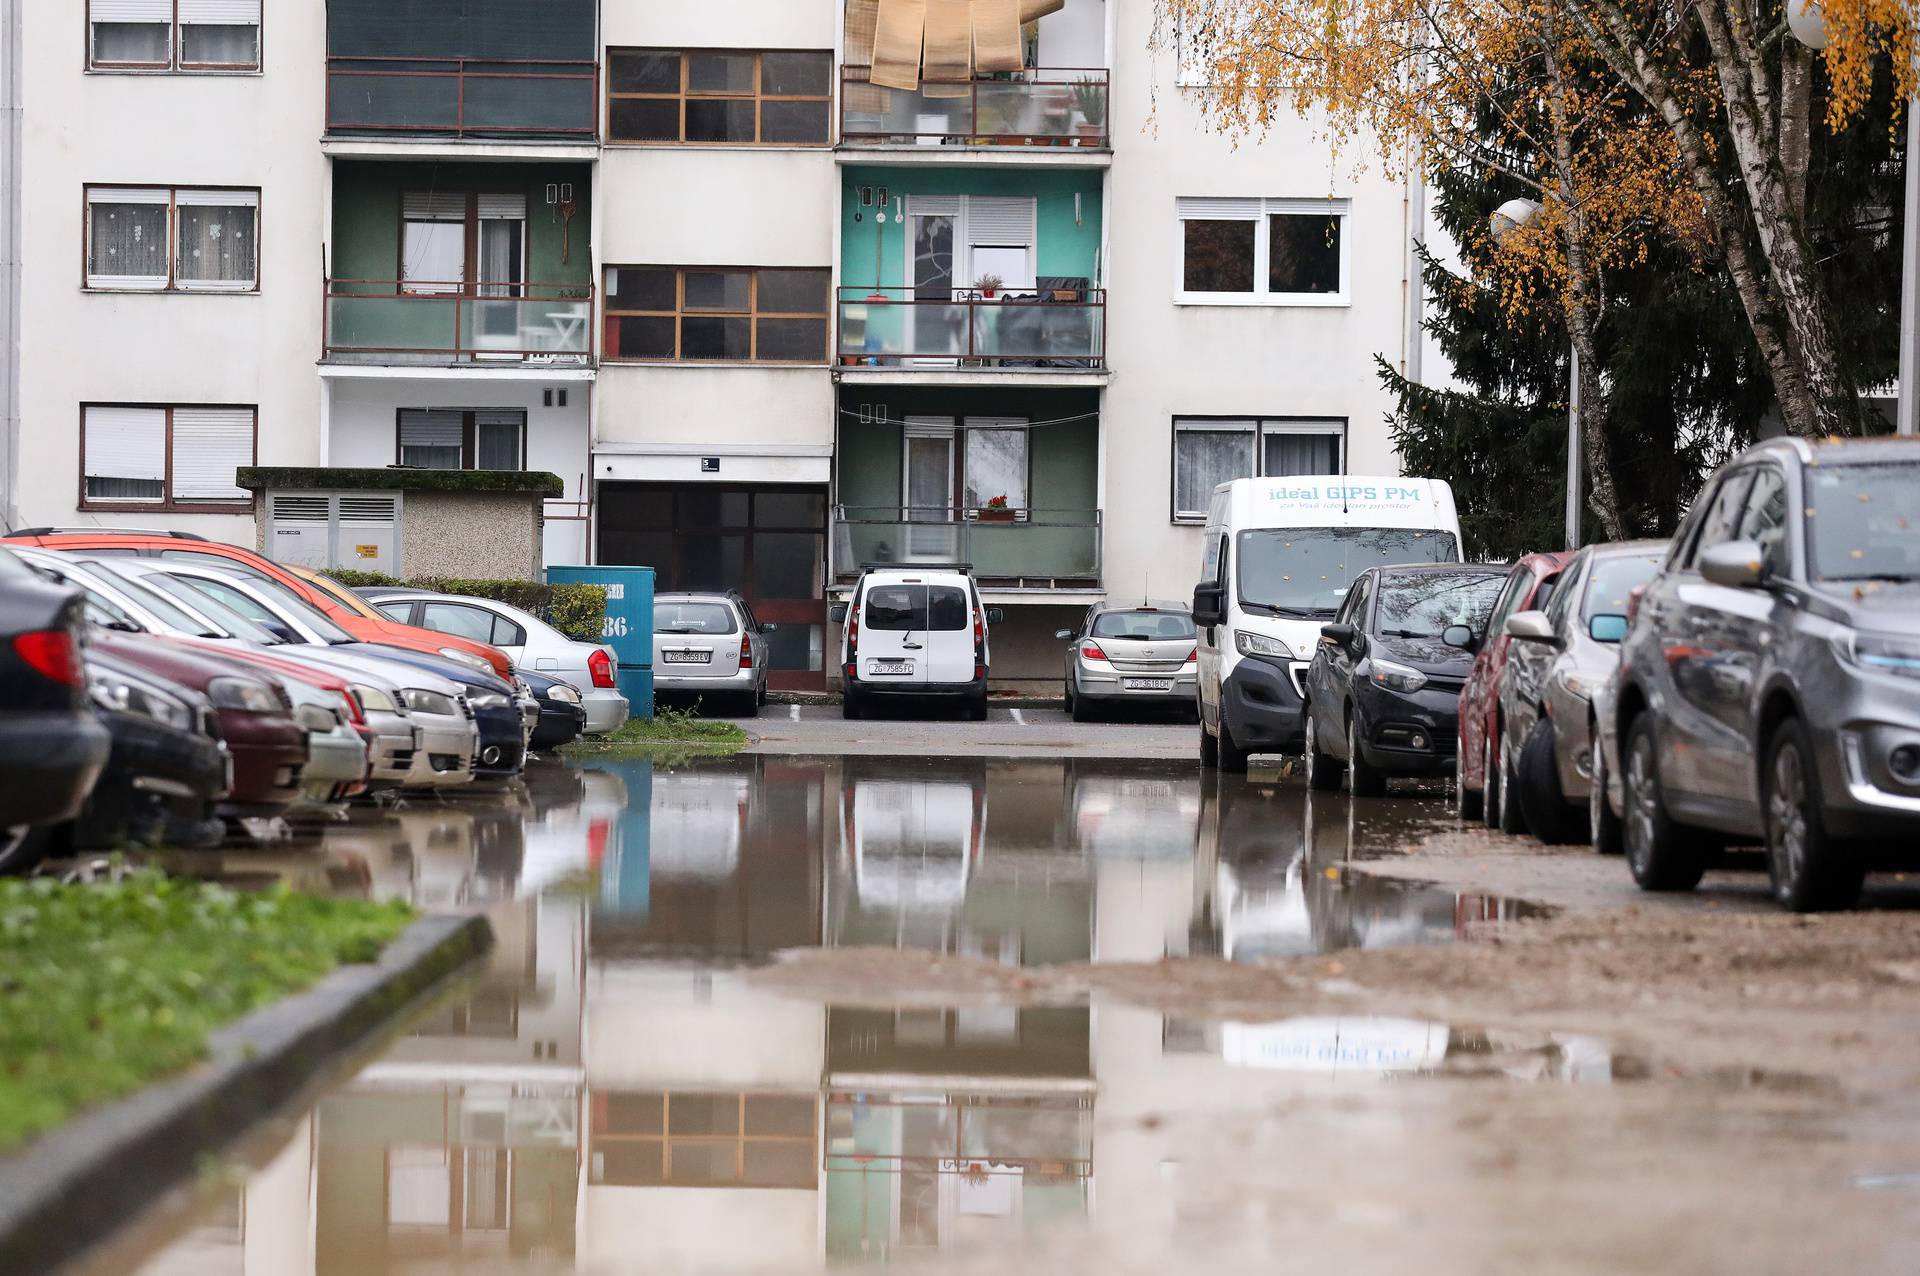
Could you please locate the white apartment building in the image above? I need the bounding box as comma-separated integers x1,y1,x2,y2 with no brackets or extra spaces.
2,0,1435,694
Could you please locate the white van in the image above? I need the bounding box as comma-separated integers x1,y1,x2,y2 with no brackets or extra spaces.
831,566,1002,720
1192,476,1463,770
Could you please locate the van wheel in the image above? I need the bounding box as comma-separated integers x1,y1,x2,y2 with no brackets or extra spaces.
1590,734,1624,855
1304,707,1343,792
1517,717,1586,844
842,688,862,720
1621,713,1705,892
1216,720,1250,774
1764,717,1865,912
1200,722,1219,768
967,688,989,722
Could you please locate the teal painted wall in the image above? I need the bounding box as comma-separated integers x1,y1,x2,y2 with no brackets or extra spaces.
332,161,593,287
839,167,1103,290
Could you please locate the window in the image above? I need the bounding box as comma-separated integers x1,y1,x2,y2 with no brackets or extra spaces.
607,49,833,145
963,423,1028,511
81,404,255,509
603,266,830,362
421,602,524,648
591,1092,817,1188
1683,471,1755,570
400,192,527,295
396,409,525,471
1171,418,1345,521
1736,467,1791,568
89,0,261,72
86,186,258,291
1175,198,1349,304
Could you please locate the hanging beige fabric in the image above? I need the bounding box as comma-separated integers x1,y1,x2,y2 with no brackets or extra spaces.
971,0,1022,72
1018,0,1066,20
844,0,889,111
922,0,972,98
872,0,928,91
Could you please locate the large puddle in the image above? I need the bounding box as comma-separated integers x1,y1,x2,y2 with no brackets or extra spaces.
71,757,1920,1274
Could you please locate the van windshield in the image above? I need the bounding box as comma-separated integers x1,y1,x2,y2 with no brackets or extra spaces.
864,584,970,631
1236,528,1459,618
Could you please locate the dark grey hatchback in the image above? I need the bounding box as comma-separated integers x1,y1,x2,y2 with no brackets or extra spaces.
1604,437,1920,911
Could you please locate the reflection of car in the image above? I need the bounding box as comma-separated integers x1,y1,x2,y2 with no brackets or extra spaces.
68,651,228,851
651,590,772,716
1498,540,1665,844
1604,438,1920,911
1055,601,1197,722
521,670,588,751
1455,551,1572,828
1066,765,1201,857
0,548,112,872
1301,564,1507,795
831,569,999,721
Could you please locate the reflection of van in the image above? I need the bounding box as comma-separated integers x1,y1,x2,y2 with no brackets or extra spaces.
831,567,1001,720
840,779,984,911
1192,477,1463,771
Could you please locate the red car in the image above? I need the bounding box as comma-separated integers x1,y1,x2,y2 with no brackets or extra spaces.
91,633,310,818
1456,551,1573,830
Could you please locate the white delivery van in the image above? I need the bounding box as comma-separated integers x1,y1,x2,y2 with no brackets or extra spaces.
1192,476,1462,770
831,566,1002,720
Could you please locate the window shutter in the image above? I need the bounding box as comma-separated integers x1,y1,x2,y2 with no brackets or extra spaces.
170,407,253,501
477,193,527,220
399,409,463,447
84,406,166,481
177,0,262,22
966,197,1036,247
91,0,172,21
1176,197,1261,220
175,188,259,208
402,192,466,221
1264,197,1350,217
91,186,170,206
904,195,962,218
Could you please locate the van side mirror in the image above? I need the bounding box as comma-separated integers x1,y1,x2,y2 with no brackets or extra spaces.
1699,540,1768,589
985,607,1004,625
1504,610,1558,644
1588,614,1629,643
1192,583,1225,628
829,602,849,623
1441,624,1477,650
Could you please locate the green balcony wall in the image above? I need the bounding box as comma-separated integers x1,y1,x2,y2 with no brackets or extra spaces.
839,167,1103,291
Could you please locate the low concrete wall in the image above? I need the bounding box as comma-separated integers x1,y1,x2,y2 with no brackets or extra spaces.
826,604,1088,693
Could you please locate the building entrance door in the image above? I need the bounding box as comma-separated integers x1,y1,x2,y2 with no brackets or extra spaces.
598,484,828,691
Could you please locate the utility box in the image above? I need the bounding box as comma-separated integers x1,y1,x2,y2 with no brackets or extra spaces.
239,467,563,580
547,564,654,717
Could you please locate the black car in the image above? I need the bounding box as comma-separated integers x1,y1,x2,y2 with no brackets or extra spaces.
0,547,111,872
522,669,588,751
65,650,228,852
1301,564,1509,795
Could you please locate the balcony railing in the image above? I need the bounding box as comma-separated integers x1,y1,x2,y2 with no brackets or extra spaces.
326,57,599,139
837,287,1105,369
324,280,594,365
840,67,1108,148
834,506,1101,587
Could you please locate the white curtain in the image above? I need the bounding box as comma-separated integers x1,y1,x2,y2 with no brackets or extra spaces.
88,191,169,287
175,191,257,289
964,424,1028,509
474,412,523,470
1175,429,1254,517
1262,431,1340,476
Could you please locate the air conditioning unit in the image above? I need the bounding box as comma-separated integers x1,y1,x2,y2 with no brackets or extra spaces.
267,492,402,574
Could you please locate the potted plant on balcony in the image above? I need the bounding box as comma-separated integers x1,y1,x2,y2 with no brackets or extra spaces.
977,494,1016,522
974,274,1004,300
1071,77,1107,146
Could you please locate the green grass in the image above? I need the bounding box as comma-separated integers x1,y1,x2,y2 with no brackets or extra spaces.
561,706,747,757
0,872,413,1152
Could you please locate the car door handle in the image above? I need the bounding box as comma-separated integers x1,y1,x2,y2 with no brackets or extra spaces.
902,641,923,650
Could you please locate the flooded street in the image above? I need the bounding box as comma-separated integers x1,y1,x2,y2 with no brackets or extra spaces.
80,755,1920,1275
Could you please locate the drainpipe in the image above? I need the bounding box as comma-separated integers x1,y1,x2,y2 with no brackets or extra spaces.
1404,160,1426,388
0,0,21,530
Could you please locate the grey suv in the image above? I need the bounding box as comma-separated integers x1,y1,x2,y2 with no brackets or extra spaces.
1602,437,1920,911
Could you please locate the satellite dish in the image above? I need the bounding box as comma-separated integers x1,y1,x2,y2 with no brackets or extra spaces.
1785,0,1827,49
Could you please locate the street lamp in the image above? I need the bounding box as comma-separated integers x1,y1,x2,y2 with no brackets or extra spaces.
1488,198,1583,551
1789,0,1918,437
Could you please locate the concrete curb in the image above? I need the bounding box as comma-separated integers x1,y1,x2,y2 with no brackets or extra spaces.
0,911,491,1276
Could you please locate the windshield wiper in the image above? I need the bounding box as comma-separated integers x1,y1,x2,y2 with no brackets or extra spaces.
1380,627,1436,639
1825,572,1920,583
1243,601,1325,620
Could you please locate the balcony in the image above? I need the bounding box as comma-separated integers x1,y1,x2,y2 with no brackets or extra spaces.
324,280,594,366
840,68,1108,150
837,287,1104,371
834,507,1101,589
325,57,599,140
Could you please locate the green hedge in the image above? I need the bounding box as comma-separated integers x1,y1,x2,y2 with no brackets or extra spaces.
324,569,608,644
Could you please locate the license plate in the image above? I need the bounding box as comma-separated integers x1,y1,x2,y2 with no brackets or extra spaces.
1124,677,1174,691
869,660,914,675
663,650,711,664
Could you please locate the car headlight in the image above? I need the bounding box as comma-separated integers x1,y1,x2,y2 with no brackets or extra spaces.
1833,630,1920,681
296,703,339,733
466,691,512,711
547,683,581,705
400,688,458,716
438,647,492,671
207,675,282,712
92,677,193,731
352,683,400,715
1367,658,1428,694
1555,669,1602,701
1235,630,1291,659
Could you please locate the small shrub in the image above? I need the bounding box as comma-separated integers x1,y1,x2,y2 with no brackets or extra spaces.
323,571,608,644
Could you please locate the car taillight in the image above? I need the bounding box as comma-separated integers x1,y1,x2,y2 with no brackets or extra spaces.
739,632,754,669
1185,647,1198,663
13,628,81,687
1081,641,1109,661
845,608,860,679
588,647,615,689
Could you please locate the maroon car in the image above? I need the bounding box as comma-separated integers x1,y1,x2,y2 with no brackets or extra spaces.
91,634,309,818
1456,551,1573,829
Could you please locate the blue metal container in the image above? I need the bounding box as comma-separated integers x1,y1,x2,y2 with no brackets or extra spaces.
546,564,655,718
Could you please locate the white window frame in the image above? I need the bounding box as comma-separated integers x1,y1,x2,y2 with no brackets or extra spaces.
87,0,263,74
1174,197,1351,307
81,402,257,510
1170,417,1347,523
84,185,260,293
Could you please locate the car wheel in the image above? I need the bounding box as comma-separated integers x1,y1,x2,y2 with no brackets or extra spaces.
1304,706,1343,792
758,682,769,707
1764,717,1865,912
1480,731,1501,829
842,687,862,720
1454,741,1483,820
1346,713,1387,797
1200,720,1220,768
0,824,53,877
1216,717,1250,774
1063,677,1076,713
1590,731,1624,855
1621,713,1705,892
1495,730,1529,835
1517,717,1586,844
1070,687,1096,723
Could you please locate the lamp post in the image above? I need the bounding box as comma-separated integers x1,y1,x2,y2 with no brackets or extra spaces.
1489,197,1582,550
1789,0,1918,437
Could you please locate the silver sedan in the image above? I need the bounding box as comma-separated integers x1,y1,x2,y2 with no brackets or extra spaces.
1057,602,1199,722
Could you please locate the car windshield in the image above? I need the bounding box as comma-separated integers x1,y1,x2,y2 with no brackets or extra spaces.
1092,610,1196,640
1805,463,1920,582
113,573,240,638
655,602,737,635
1582,555,1662,620
295,568,386,619
1373,570,1505,638
1237,528,1460,618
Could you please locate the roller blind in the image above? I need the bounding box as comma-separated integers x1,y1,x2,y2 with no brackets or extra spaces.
403,192,466,221
966,197,1035,246
176,188,259,208
178,0,262,22
399,409,464,447
1177,197,1262,220
92,0,171,21
91,186,170,206
476,193,526,219
84,407,166,481
170,408,253,501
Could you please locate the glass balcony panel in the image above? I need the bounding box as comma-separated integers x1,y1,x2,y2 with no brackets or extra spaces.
328,68,459,131
462,73,598,134
839,69,1107,147
833,508,1100,584
326,58,597,138
326,287,592,364
837,289,1105,367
